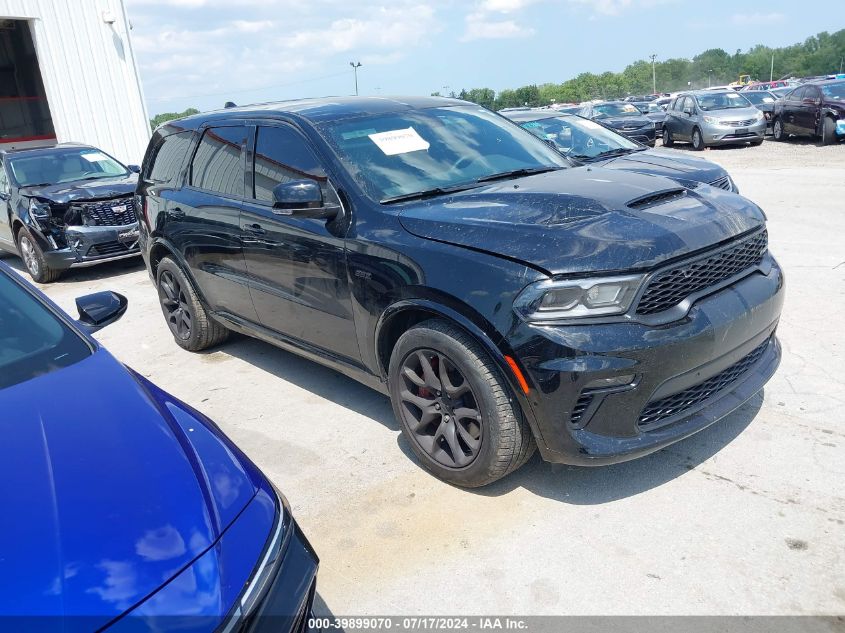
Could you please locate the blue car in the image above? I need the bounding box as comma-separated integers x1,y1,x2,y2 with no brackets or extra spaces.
0,261,317,632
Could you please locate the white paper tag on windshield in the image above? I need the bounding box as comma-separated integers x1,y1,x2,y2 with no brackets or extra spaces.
368,127,430,155
80,151,110,163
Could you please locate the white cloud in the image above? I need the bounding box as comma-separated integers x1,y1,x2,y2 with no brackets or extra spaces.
478,0,541,12
461,14,535,41
730,12,785,25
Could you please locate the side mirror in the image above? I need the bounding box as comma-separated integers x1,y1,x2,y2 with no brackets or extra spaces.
127,165,141,174
272,179,340,220
76,291,127,333
683,108,694,116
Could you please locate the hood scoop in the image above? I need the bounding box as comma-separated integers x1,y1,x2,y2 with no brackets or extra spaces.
627,188,687,210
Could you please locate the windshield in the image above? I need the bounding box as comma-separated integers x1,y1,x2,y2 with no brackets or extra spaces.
7,147,129,187
634,103,663,114
520,115,639,159
696,92,752,111
318,105,568,202
592,103,641,118
821,83,845,101
743,92,776,105
0,270,91,389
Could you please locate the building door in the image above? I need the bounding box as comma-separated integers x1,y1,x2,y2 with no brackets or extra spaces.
0,20,55,150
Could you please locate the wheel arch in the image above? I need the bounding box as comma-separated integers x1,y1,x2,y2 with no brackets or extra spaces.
147,237,210,308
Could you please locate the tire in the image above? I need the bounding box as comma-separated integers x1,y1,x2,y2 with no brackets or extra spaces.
691,127,705,151
388,319,535,487
16,228,61,283
772,117,785,141
156,256,228,351
822,116,837,145
662,128,674,147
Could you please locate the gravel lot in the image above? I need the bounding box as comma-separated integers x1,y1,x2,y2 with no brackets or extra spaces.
11,137,845,617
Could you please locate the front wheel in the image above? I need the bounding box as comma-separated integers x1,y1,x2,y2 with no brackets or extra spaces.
691,127,705,151
822,116,837,145
388,319,535,487
156,257,228,351
17,229,61,283
772,118,786,141
662,128,674,147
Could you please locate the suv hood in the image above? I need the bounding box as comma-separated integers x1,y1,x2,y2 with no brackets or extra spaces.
597,149,726,184
397,167,764,275
0,350,257,623
19,174,137,204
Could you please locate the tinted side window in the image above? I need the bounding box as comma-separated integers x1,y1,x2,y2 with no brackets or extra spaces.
790,87,806,101
252,125,328,203
806,87,820,101
147,131,193,184
191,126,247,197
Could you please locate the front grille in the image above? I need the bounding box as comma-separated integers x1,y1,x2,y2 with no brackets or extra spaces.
635,230,768,315
708,175,732,191
627,188,686,209
721,118,757,127
570,394,593,427
86,241,132,257
638,338,771,429
77,196,137,226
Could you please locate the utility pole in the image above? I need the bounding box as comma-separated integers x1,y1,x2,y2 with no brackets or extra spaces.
649,54,657,95
770,53,774,82
349,61,362,96
708,69,713,88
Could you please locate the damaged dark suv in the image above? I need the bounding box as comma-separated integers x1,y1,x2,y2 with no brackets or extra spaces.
0,144,141,282
138,97,784,487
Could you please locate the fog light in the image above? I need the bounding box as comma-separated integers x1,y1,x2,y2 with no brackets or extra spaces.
585,374,635,389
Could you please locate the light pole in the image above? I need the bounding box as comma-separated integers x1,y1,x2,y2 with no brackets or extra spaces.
649,54,657,95
708,69,713,88
770,53,774,82
349,61,362,96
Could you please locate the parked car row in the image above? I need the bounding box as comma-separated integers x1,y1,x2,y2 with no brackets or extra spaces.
6,94,789,630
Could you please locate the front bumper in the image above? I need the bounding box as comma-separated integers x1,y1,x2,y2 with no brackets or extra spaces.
700,119,766,144
40,223,141,270
511,255,784,465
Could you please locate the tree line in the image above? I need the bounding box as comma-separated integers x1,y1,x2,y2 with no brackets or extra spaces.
434,29,845,110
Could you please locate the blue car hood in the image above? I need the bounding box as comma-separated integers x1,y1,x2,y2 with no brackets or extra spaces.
397,167,764,276
0,349,256,624
597,149,726,184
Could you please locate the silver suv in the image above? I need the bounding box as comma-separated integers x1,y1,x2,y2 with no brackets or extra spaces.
663,90,766,150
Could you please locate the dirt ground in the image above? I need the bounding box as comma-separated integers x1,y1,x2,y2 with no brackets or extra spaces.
14,137,845,617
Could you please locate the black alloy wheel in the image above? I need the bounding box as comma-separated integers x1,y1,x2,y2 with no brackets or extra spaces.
398,349,483,469
159,269,192,341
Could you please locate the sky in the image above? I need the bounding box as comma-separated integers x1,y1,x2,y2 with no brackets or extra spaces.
126,0,845,116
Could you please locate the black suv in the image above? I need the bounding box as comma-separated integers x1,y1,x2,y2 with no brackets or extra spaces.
0,144,141,282
138,97,784,487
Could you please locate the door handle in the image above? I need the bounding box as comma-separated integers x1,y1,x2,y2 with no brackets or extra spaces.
170,207,186,219
244,223,266,235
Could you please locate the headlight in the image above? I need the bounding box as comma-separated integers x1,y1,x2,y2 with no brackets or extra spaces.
755,110,765,121
513,275,644,322
703,115,718,124
28,199,51,219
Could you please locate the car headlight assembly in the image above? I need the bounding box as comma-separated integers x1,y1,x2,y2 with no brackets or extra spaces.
513,275,645,322
28,199,52,221
703,115,718,125
755,110,765,121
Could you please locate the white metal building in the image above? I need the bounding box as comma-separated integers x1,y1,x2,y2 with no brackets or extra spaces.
0,0,149,164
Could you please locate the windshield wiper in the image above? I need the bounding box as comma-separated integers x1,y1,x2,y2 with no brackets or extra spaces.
475,166,561,183
594,147,646,159
380,182,482,204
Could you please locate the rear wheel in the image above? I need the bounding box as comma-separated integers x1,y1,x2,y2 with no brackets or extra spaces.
388,319,535,487
691,127,705,151
821,116,837,145
156,257,228,351
662,128,674,147
773,118,786,141
17,229,61,283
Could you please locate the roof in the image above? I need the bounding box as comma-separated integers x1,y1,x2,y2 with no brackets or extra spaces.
501,109,571,122
171,95,469,129
0,142,93,158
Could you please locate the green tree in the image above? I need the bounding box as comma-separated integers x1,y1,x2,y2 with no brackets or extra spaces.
150,107,200,130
